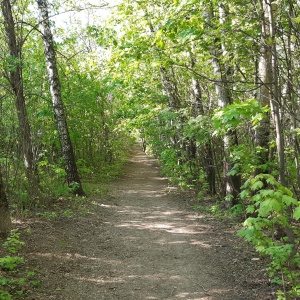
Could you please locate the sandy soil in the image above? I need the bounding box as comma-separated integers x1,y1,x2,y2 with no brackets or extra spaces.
17,146,275,299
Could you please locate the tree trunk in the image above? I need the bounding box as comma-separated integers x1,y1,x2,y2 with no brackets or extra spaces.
255,0,272,174
267,0,295,247
284,3,300,192
189,50,216,195
267,1,286,186
205,5,241,205
160,66,181,110
159,66,182,152
1,0,40,200
0,165,11,237
36,0,85,196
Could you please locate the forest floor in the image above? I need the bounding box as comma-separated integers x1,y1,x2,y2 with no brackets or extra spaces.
14,145,276,299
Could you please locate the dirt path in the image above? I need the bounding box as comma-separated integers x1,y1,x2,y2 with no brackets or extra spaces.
23,146,274,299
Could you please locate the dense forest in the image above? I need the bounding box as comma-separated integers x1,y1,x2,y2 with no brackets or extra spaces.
1,0,300,298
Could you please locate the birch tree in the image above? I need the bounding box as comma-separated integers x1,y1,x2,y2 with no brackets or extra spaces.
36,0,85,196
189,49,216,195
205,3,241,205
256,0,286,183
255,0,272,174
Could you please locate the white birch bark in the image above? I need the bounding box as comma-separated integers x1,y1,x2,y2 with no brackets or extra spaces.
37,0,85,196
267,1,286,185
189,49,216,194
204,5,241,205
255,0,272,171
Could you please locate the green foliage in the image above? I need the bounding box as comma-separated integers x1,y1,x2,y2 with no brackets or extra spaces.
36,182,110,221
1,0,300,298
239,174,300,298
185,114,212,143
0,290,12,300
294,206,300,220
0,256,24,271
194,204,222,217
36,211,58,220
213,99,268,134
227,204,244,218
2,231,25,255
0,1,135,210
0,230,38,299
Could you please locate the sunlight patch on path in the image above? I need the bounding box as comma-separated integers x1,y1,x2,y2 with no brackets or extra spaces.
114,220,210,236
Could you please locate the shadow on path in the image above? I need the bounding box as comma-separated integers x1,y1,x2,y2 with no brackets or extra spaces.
24,145,274,300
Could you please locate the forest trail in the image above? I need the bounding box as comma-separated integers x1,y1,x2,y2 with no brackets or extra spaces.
23,145,274,299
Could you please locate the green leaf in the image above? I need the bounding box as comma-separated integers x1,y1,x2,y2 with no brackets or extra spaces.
165,19,176,27
243,217,256,227
227,168,238,176
265,175,277,185
240,189,250,199
292,16,300,24
237,227,255,241
282,195,298,206
246,205,255,214
156,40,165,49
278,186,293,197
178,29,197,41
260,189,274,198
259,199,282,216
242,179,251,189
251,180,264,191
293,206,300,220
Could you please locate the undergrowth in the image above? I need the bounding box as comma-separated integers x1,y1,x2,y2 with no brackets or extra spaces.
34,182,110,221
193,176,300,300
238,174,300,299
0,230,39,299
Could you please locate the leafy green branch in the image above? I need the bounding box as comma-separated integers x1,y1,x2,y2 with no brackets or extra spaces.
238,174,300,299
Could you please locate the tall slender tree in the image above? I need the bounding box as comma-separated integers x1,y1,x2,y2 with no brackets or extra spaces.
254,0,272,174
36,0,85,196
189,49,216,195
205,3,241,205
263,0,295,246
267,0,286,186
1,0,40,200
